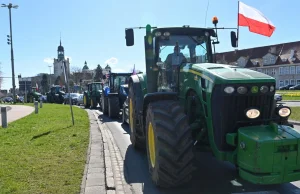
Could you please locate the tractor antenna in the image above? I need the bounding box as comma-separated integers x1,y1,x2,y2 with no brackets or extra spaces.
204,0,210,27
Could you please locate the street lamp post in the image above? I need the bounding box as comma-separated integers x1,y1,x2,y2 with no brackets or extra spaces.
1,3,19,104
48,65,52,86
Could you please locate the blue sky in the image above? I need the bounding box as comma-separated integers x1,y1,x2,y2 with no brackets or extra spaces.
0,0,298,90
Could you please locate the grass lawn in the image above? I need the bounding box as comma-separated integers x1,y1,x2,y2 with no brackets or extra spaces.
276,90,300,100
290,107,300,121
0,104,90,194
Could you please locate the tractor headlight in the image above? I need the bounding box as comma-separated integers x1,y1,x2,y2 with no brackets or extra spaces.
270,85,275,92
245,108,260,119
260,85,269,93
237,86,247,94
278,107,291,117
155,32,161,36
224,86,234,94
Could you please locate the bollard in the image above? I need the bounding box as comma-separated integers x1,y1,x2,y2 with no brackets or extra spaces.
1,107,7,128
40,100,43,108
34,101,38,114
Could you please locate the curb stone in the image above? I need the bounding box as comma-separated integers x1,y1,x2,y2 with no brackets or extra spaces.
94,111,132,194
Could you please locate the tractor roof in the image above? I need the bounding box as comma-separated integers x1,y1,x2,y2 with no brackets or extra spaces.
110,72,132,76
152,27,216,37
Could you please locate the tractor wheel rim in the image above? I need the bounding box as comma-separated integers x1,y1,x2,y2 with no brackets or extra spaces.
129,99,134,133
91,99,93,107
148,122,156,168
83,96,86,105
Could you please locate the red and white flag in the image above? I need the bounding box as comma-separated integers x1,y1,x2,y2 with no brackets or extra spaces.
238,1,275,37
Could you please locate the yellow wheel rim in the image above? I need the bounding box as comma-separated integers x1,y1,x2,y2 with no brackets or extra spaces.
83,96,86,105
129,99,134,133
91,99,93,107
148,122,156,168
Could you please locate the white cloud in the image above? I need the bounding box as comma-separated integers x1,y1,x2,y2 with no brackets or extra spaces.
43,57,54,64
104,57,118,67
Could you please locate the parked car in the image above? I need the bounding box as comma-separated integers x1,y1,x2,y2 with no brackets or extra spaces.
77,94,83,105
279,84,294,90
289,84,300,90
274,93,282,101
64,93,80,105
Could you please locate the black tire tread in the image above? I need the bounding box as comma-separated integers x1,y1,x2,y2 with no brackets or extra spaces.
146,100,195,188
108,96,120,118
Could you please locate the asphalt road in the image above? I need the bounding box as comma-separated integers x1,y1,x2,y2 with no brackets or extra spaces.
96,110,300,194
280,101,300,107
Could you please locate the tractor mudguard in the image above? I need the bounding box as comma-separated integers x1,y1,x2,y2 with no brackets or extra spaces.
235,123,300,185
143,92,178,117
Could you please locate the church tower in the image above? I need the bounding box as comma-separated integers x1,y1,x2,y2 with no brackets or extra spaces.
53,37,70,77
57,39,64,61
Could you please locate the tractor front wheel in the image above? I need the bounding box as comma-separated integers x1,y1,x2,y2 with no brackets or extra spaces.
102,95,108,115
108,96,120,118
83,95,89,108
145,100,195,188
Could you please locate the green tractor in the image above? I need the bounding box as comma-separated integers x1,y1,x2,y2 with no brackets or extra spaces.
26,87,42,103
124,20,300,188
83,82,103,109
101,72,131,118
46,85,65,104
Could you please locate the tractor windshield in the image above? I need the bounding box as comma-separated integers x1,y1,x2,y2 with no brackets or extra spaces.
157,35,209,66
155,35,210,92
55,87,61,93
93,83,102,91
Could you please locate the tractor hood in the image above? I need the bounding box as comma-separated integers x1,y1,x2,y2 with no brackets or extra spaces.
184,63,275,84
33,92,42,96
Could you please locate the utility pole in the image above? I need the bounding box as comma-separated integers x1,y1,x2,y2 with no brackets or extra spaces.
1,3,19,104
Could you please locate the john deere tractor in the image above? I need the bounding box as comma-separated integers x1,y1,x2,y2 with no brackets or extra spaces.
27,87,42,103
46,85,65,104
101,72,131,118
83,82,103,109
124,18,300,188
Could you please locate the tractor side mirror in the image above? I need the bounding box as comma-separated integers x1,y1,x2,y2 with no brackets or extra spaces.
125,28,134,46
230,31,237,48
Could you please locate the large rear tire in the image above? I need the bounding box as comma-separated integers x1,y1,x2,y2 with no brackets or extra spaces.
102,95,108,115
145,100,195,188
128,82,145,150
108,96,120,118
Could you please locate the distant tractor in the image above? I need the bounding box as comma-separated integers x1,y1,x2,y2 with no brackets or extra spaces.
101,72,131,118
46,85,65,104
27,87,42,103
83,82,103,109
123,18,299,188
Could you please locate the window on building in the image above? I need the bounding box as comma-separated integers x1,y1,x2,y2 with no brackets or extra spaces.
297,80,300,85
290,66,295,74
279,80,284,87
297,66,300,74
285,80,289,85
291,79,295,85
284,67,289,75
279,67,284,75
272,68,276,75
257,69,262,72
270,56,276,64
263,58,269,65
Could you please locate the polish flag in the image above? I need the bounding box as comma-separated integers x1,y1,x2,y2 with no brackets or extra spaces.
238,1,275,37
36,83,38,91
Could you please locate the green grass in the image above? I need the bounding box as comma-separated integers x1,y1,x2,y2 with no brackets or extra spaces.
290,107,300,121
283,96,300,100
0,104,90,194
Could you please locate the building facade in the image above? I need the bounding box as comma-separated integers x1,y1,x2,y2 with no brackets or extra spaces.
215,41,300,89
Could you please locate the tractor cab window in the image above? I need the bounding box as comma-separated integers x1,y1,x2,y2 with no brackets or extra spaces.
156,35,208,92
55,87,61,93
93,83,102,91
